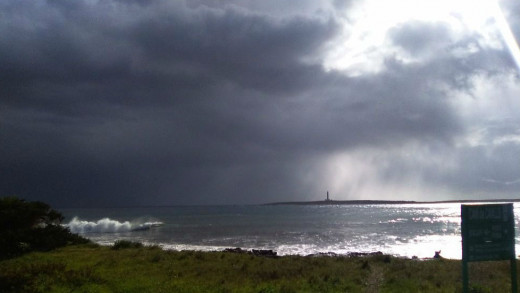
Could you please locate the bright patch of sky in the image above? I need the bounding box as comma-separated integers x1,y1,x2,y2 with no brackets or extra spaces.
324,0,512,75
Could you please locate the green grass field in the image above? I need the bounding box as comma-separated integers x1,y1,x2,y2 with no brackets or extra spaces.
0,244,517,293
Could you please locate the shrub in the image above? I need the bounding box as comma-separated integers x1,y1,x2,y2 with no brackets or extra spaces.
0,197,90,259
112,240,144,250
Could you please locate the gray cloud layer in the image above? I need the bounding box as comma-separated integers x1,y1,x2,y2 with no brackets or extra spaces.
1,0,520,206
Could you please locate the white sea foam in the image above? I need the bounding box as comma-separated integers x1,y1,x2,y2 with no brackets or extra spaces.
65,217,163,234
160,243,231,252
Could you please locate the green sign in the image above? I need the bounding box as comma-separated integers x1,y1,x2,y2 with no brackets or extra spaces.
461,203,515,262
461,203,517,293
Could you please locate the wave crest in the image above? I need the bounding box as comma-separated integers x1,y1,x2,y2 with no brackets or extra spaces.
65,217,163,233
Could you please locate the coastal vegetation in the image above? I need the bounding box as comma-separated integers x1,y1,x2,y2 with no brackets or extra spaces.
1,197,517,292
0,197,89,260
0,244,518,293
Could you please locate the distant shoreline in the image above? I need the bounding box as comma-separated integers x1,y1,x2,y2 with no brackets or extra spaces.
263,198,520,206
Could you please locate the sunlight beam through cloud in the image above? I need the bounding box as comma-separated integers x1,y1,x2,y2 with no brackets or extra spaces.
492,1,520,73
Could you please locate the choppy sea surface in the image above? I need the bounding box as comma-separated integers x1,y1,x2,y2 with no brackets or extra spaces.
61,202,520,259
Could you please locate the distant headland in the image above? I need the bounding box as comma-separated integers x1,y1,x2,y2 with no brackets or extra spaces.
264,190,520,206
264,199,520,206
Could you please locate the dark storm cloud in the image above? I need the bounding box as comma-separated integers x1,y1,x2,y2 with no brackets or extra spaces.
0,0,343,206
1,0,520,206
0,0,338,111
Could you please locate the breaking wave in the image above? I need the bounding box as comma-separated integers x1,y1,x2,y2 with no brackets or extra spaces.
65,217,163,234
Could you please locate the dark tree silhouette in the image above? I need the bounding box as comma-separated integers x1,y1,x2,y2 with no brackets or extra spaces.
0,197,89,259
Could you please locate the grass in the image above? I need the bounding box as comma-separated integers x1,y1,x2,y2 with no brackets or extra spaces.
0,244,518,293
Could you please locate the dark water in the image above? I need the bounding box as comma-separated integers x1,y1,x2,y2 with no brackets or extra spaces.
61,203,520,259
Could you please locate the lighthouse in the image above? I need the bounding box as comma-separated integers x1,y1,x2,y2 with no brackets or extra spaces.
326,191,330,201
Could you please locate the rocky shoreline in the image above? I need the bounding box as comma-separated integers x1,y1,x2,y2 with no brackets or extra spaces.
222,247,387,259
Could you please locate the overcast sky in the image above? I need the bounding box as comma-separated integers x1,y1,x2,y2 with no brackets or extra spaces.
2,0,520,207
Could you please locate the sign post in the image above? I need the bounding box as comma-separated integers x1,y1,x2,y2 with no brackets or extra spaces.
461,203,517,293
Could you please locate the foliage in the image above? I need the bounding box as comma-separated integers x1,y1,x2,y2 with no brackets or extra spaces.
112,240,144,250
1,245,518,293
0,197,89,260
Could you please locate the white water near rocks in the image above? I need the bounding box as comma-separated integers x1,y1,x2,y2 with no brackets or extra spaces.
61,203,520,259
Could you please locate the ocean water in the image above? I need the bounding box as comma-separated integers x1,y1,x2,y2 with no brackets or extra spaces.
61,203,520,259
